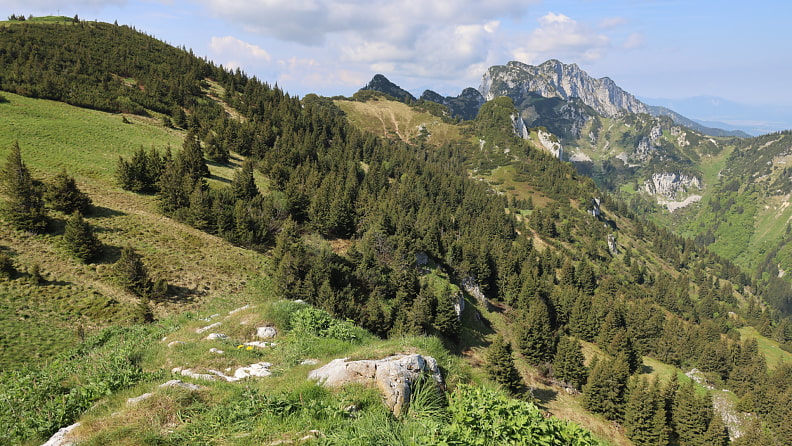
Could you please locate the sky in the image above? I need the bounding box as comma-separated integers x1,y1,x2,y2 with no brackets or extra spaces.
3,0,792,129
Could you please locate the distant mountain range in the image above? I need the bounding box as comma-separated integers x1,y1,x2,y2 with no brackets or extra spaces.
640,95,792,136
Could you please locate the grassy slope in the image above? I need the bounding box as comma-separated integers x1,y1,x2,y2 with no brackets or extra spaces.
335,99,462,146
0,92,265,368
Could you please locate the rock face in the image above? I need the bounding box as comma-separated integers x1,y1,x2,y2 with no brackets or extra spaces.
308,354,442,415
479,60,647,118
643,172,702,200
460,276,491,310
537,129,563,159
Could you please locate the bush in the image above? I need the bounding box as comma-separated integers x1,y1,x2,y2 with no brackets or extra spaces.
44,170,92,214
289,306,365,342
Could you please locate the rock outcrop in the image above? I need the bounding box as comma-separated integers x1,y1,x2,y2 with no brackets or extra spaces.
479,60,647,118
308,354,442,415
643,172,702,200
41,423,80,446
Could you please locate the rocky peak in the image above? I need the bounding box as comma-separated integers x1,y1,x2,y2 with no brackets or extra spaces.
479,60,647,118
361,74,416,103
419,87,485,121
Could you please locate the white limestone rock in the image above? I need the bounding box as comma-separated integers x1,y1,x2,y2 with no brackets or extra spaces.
41,422,80,446
256,326,278,339
196,322,221,334
308,354,442,415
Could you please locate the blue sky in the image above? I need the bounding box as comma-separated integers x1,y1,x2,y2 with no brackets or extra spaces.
3,1,792,127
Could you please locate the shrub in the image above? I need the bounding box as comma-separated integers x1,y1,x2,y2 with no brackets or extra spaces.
289,306,365,342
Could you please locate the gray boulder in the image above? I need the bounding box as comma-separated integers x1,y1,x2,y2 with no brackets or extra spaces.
308,354,442,415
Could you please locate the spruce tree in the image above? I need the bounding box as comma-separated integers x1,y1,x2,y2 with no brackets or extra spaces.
553,336,588,390
179,131,209,183
673,380,712,445
433,289,461,341
703,412,730,446
623,377,669,446
63,211,101,262
569,293,598,341
0,142,48,233
113,246,153,297
157,157,193,214
188,183,214,231
484,335,523,394
231,159,258,201
45,170,92,214
583,355,630,421
515,300,556,365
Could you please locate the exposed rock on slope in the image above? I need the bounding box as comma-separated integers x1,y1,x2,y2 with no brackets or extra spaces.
644,172,702,200
308,354,442,415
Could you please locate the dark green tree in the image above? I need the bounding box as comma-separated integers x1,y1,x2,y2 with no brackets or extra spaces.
515,299,556,365
112,246,153,297
44,170,92,214
583,355,630,421
0,142,48,232
134,294,155,323
569,293,598,341
484,335,523,394
204,132,229,163
231,159,258,201
624,377,669,446
673,380,712,446
157,157,194,215
188,183,214,231
553,336,588,390
703,412,730,446
433,288,461,341
179,131,209,183
63,211,101,262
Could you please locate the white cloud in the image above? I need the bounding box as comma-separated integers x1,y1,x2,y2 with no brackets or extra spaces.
277,57,367,91
512,12,609,64
624,33,645,49
199,0,533,84
599,16,628,28
210,36,272,64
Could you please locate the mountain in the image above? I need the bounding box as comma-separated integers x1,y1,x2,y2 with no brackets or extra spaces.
642,95,792,136
360,73,417,102
419,87,484,120
479,60,648,118
645,104,751,138
2,17,792,446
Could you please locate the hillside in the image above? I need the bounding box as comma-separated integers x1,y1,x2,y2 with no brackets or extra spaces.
1,17,792,446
